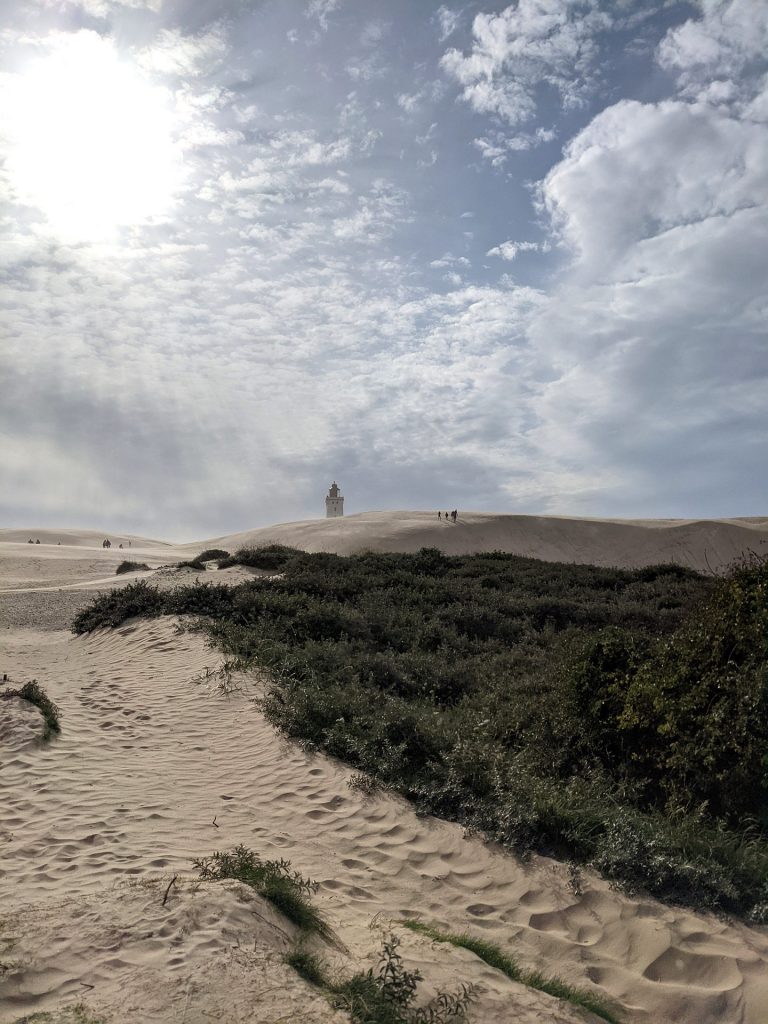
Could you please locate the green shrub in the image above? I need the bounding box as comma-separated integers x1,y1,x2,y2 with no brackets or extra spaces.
71,549,768,916
218,545,302,571
2,680,61,740
198,548,230,561
194,844,333,942
115,560,149,575
72,580,165,632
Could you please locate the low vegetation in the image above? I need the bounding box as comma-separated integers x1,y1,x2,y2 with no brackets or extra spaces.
115,560,149,575
217,544,298,570
176,548,231,570
403,921,620,1024
2,679,61,739
286,932,475,1024
73,548,768,918
194,844,334,943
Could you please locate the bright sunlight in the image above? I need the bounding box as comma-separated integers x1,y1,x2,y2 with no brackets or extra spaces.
2,31,183,240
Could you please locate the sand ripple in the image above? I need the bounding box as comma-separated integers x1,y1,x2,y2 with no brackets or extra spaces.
2,618,768,1023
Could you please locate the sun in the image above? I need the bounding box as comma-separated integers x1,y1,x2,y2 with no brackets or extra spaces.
2,31,184,241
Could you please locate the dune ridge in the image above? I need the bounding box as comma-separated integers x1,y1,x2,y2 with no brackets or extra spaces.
4,512,768,589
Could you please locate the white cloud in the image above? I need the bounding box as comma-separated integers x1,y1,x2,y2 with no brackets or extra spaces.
474,126,556,164
441,0,611,126
541,98,768,277
487,240,547,260
658,0,768,103
306,0,343,32
436,5,462,42
136,27,228,78
521,91,768,511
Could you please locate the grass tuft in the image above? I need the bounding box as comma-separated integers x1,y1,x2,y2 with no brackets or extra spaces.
283,949,329,987
403,921,620,1024
284,931,474,1024
194,844,334,942
2,680,61,740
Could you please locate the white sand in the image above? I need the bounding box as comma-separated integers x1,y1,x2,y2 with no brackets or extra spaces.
2,516,768,1023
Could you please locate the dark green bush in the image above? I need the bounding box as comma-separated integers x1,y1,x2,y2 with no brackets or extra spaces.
71,549,768,916
218,545,301,571
115,560,149,575
72,580,165,632
198,548,230,561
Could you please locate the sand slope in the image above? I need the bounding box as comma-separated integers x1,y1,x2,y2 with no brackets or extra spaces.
195,511,768,573
3,618,768,1023
4,513,768,588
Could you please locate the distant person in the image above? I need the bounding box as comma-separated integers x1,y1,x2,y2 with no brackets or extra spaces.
437,511,441,520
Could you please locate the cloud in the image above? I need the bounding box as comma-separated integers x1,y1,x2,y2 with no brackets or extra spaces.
541,98,768,277
436,5,462,42
441,0,611,126
306,0,343,32
474,126,556,164
487,240,548,260
657,0,768,104
136,27,229,78
522,92,768,512
29,0,162,14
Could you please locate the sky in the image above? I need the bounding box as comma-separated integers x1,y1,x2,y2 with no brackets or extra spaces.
0,0,766,540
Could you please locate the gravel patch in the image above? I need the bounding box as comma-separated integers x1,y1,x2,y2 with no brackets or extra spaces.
0,589,109,632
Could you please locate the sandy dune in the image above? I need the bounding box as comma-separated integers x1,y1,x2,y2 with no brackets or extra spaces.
4,512,768,589
2,518,768,1022
2,615,768,1023
186,511,768,573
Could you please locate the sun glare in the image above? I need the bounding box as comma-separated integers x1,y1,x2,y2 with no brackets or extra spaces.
3,32,183,240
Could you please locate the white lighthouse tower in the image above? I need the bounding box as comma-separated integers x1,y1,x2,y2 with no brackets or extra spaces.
325,481,344,518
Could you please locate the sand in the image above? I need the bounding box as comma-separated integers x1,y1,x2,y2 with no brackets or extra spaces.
2,515,768,1023
186,511,768,573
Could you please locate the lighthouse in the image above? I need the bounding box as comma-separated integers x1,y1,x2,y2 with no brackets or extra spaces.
325,481,344,518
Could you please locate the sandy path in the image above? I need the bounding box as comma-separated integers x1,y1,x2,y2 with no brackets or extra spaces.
2,619,768,1023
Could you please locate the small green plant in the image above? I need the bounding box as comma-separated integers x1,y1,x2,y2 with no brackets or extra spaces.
2,680,60,740
115,560,149,575
403,921,620,1024
194,845,333,942
284,949,329,987
285,932,474,1024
